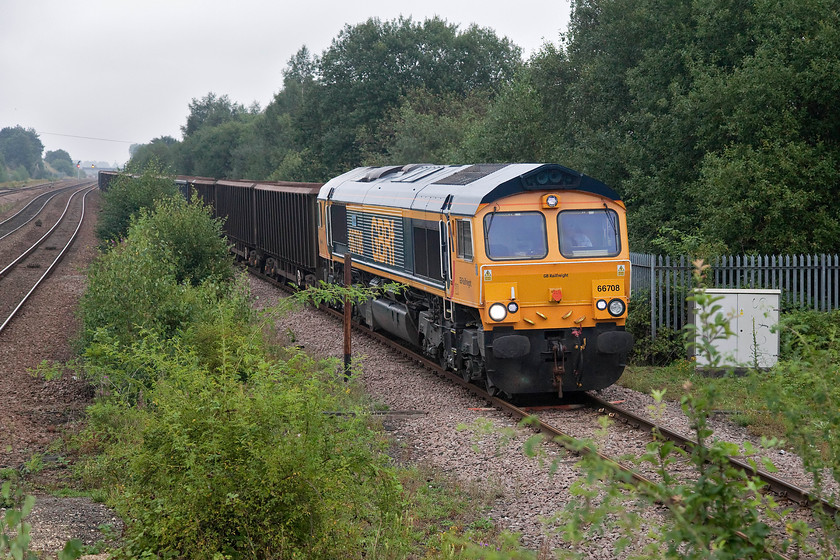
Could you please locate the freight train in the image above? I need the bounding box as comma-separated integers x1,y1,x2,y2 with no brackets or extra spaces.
99,163,634,397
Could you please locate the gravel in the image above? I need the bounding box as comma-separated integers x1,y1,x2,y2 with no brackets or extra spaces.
0,188,117,559
0,182,831,558
251,276,836,557
252,279,641,554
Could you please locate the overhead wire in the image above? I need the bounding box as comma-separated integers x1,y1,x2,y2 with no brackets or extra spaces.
36,131,137,144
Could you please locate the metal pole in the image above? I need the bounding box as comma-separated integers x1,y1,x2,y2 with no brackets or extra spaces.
343,252,352,379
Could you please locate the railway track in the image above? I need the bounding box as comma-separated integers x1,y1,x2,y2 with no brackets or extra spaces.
254,270,834,558
583,392,839,518
0,181,60,198
0,183,80,241
0,182,95,334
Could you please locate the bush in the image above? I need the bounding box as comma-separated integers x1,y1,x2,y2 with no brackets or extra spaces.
78,315,406,559
79,194,235,353
95,164,178,242
550,267,787,558
129,194,233,286
10,165,29,181
776,308,840,361
77,187,415,558
625,291,684,365
115,350,402,559
761,312,840,533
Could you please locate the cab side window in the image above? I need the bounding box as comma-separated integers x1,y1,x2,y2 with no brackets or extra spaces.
456,220,473,261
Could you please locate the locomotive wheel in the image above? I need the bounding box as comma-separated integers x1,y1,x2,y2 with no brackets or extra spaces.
437,345,448,371
460,362,471,383
484,376,500,397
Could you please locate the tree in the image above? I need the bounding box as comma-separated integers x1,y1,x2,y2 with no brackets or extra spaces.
461,74,547,163
309,16,522,175
177,120,249,178
476,0,840,254
697,140,839,253
238,47,321,181
96,164,179,242
0,126,44,178
45,149,75,176
181,93,251,138
45,148,72,165
687,0,840,253
364,88,490,165
129,136,179,171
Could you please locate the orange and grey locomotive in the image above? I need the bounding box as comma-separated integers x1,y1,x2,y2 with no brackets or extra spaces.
317,163,633,397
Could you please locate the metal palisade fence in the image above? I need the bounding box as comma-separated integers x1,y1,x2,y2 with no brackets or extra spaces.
630,253,840,339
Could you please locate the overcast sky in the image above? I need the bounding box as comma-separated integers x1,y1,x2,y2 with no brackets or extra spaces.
0,0,570,167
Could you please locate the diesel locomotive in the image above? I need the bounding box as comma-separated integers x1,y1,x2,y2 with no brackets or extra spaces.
100,163,634,397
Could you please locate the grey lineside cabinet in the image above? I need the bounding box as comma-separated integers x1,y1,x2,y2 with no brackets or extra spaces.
693,289,781,370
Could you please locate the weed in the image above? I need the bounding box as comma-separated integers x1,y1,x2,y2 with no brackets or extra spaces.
21,455,44,475
1,480,83,560
542,260,807,558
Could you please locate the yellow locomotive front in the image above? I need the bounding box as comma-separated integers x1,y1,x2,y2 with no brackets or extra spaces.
318,163,633,397
450,189,632,396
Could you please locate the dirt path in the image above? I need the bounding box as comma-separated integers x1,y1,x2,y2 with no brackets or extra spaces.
0,191,120,557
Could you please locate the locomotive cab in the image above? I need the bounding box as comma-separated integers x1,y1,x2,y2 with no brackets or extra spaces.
471,190,633,396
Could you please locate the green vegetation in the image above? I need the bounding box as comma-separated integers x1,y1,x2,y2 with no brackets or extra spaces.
622,307,840,448
526,261,840,559
129,16,522,183
94,163,179,242
624,291,684,366
66,167,532,558
0,126,45,180
0,125,80,181
560,263,840,558
127,2,840,255
44,149,76,177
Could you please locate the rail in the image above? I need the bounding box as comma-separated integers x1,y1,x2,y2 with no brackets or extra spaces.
0,186,94,334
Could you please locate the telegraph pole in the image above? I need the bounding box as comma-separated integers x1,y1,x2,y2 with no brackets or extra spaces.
343,252,352,379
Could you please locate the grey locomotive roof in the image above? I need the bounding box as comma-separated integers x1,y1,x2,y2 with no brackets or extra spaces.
318,163,621,217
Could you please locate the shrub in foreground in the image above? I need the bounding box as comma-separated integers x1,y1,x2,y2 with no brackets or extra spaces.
109,347,401,558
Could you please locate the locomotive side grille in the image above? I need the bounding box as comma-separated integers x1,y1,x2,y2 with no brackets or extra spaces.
347,209,405,269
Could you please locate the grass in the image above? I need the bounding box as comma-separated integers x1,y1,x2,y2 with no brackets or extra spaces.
619,362,791,442
398,466,510,555
0,179,45,190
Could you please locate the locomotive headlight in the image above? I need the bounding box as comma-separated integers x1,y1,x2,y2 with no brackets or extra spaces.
607,298,626,317
489,303,508,322
596,299,608,311
507,301,519,313
541,193,560,208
